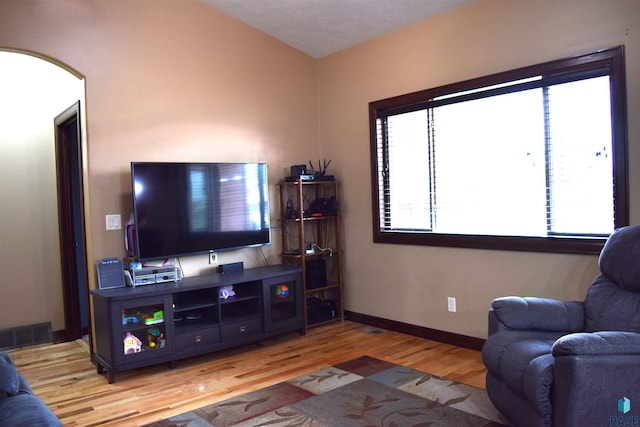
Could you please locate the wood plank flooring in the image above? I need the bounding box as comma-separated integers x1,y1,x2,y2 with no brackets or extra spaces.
8,321,488,426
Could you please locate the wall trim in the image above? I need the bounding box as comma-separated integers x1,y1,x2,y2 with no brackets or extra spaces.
345,311,485,351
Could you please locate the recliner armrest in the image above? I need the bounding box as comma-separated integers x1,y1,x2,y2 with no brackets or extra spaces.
490,296,584,333
552,331,640,356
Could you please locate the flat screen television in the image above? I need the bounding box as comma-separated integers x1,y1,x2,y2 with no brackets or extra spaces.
130,162,271,261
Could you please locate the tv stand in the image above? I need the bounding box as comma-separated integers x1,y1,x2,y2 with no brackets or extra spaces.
90,264,304,383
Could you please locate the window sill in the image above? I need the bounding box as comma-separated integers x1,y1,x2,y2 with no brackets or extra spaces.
373,231,606,255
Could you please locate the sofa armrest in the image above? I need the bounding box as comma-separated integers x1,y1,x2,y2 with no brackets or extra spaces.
552,331,640,356
490,297,584,333
0,352,20,397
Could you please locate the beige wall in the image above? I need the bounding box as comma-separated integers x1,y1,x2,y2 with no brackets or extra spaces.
0,0,318,331
317,0,640,338
0,52,84,331
1,0,638,340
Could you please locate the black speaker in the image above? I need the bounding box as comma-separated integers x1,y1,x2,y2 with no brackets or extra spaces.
290,164,306,176
307,296,338,324
285,199,296,219
305,259,326,289
217,261,244,273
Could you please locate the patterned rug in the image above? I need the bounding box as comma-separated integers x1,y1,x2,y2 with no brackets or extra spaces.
145,355,508,426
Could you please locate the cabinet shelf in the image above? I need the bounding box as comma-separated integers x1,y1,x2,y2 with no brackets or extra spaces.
173,303,217,313
174,319,219,334
220,295,259,304
221,300,259,320
221,311,261,324
173,289,217,311
306,282,341,293
122,322,164,334
281,251,338,260
282,216,338,223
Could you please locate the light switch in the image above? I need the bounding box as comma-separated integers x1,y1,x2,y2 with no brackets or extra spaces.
106,214,122,230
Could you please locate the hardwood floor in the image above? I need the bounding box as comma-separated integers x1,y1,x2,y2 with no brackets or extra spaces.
8,321,488,426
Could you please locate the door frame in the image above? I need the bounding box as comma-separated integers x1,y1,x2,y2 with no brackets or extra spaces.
54,101,90,342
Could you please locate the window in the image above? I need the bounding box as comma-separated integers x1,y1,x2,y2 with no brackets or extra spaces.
369,46,628,254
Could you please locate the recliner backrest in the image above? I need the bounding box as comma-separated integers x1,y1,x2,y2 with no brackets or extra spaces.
599,225,640,292
584,225,640,333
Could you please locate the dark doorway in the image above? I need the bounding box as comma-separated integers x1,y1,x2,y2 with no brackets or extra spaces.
54,101,90,342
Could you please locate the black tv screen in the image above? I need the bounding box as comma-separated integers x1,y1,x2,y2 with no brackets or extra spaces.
130,162,271,261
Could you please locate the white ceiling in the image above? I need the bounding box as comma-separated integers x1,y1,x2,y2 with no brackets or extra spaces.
201,0,476,58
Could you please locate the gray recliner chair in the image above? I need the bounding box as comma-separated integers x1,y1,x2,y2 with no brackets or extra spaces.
482,225,640,427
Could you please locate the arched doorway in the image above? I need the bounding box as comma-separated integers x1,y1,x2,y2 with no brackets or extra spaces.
0,50,91,344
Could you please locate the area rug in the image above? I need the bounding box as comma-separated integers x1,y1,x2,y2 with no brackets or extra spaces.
145,355,508,426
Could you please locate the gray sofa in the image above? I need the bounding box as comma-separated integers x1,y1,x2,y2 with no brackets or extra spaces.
0,351,61,426
482,225,640,427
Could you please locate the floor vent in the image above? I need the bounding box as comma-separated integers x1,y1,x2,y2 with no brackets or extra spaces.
0,322,53,351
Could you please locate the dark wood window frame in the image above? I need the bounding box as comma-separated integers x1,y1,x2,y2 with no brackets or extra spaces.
369,46,628,255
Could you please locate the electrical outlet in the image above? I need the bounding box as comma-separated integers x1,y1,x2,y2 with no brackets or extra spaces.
208,252,218,264
447,297,457,313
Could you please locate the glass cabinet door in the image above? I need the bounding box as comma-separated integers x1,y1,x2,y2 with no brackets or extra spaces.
265,274,303,332
115,295,172,364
